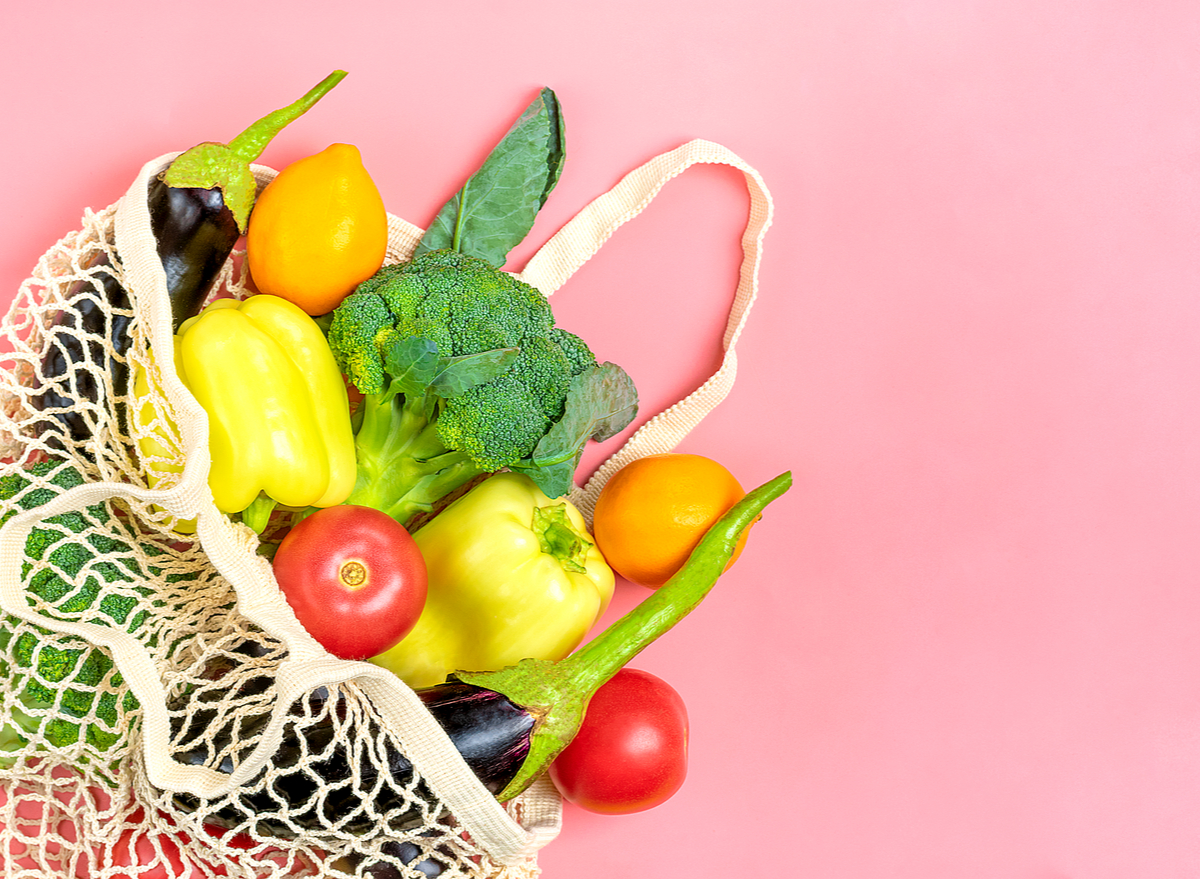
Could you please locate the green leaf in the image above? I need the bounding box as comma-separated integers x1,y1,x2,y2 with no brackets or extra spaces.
511,363,639,497
415,87,565,266
511,457,580,503
431,347,521,397
384,336,521,401
383,336,442,399
546,362,639,451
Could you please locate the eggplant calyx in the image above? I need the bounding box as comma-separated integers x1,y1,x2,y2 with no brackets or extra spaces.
161,143,259,232
456,469,794,802
163,69,348,231
451,658,584,803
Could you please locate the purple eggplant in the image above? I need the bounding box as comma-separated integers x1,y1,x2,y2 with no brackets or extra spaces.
33,256,134,447
32,70,347,448
171,681,536,837
339,839,450,879
168,471,791,838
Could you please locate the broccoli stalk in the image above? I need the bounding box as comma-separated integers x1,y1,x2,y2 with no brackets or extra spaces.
347,363,488,525
328,249,638,529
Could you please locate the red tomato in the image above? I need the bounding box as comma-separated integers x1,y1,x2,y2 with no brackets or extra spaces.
272,505,428,660
108,826,201,879
549,667,689,814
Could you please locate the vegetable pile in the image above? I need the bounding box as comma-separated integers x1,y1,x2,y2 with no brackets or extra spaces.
1,69,788,873
327,248,635,526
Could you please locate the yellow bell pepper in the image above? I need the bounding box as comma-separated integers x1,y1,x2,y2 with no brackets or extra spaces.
131,338,196,534
175,294,356,526
372,472,615,689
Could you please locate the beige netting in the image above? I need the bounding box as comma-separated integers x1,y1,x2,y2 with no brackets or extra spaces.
0,140,772,878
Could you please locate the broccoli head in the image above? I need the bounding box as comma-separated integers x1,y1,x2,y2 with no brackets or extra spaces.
326,249,637,526
0,460,190,760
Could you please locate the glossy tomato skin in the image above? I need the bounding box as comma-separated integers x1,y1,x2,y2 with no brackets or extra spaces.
549,667,689,814
108,827,195,879
272,505,428,661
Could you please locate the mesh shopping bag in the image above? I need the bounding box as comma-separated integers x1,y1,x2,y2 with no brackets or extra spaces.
0,138,772,878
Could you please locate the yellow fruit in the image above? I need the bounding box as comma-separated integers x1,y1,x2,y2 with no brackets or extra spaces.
592,453,749,589
247,143,388,315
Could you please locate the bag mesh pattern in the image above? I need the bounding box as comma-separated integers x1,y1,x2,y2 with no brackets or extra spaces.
0,139,773,878
0,173,552,878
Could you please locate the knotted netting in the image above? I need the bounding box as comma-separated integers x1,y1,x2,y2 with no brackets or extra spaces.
0,157,561,879
0,136,773,878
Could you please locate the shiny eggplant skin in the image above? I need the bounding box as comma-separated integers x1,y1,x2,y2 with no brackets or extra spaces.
170,678,535,838
419,680,536,793
343,840,448,878
32,177,239,445
148,177,241,328
33,253,133,445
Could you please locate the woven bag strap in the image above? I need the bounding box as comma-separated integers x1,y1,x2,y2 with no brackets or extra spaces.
514,139,775,522
100,155,556,865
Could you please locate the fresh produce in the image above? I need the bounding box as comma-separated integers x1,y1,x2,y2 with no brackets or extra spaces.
335,840,448,879
173,676,534,838
272,505,428,661
312,86,628,531
11,79,783,879
105,809,301,879
0,460,191,755
326,248,638,526
247,142,388,316
371,471,614,689
31,70,347,448
108,823,196,879
414,87,563,267
174,294,356,532
170,471,790,835
130,340,196,534
549,667,689,814
593,452,750,588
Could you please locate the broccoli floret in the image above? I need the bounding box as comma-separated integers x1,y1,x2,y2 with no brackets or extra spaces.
0,460,165,757
326,249,636,526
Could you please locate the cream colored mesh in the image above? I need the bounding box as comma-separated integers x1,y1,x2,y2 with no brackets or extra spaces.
0,140,772,878
0,159,555,878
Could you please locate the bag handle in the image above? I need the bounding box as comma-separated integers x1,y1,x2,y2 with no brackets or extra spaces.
105,156,558,864
514,139,775,521
15,142,770,866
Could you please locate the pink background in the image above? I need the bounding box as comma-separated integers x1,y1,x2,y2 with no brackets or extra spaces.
4,1,1200,876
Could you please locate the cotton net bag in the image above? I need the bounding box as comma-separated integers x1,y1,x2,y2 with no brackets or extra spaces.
0,138,772,878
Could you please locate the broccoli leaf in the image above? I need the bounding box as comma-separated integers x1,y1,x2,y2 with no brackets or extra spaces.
415,87,565,267
511,362,639,498
383,336,442,401
431,347,521,397
384,336,521,401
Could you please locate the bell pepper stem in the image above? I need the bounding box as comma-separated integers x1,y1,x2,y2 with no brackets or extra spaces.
454,469,793,801
242,495,277,534
532,504,592,574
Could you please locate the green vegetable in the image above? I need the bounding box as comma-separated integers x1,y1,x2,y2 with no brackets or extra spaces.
370,471,615,689
414,87,565,266
457,469,794,802
162,69,349,233
327,248,638,525
0,461,189,758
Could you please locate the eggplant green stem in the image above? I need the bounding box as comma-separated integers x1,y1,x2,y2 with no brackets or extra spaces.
455,469,793,802
163,69,348,231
